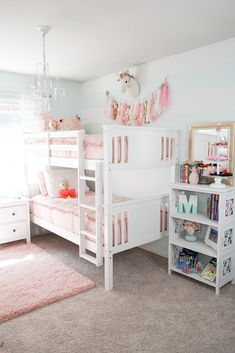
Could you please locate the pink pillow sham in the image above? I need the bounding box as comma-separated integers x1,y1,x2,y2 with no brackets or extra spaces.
37,171,48,196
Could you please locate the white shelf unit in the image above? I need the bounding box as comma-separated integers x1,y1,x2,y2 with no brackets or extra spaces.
168,183,235,295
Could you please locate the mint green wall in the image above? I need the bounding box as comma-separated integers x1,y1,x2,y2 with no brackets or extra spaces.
79,38,235,257
0,71,82,116
80,38,235,161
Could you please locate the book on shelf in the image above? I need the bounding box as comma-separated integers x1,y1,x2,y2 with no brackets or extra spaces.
201,258,217,282
207,194,219,221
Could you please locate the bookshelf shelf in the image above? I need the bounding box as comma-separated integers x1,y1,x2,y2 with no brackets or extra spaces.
171,237,217,258
171,183,222,194
170,266,216,287
169,183,235,295
171,212,218,228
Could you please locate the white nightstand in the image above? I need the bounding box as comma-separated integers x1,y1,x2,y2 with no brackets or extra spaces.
0,198,31,244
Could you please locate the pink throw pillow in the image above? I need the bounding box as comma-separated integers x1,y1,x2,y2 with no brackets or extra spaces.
37,171,48,196
61,116,81,131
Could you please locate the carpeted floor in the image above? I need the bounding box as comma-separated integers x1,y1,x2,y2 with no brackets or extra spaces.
0,233,234,353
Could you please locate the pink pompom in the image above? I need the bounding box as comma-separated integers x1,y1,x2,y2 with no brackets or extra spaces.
121,102,128,123
159,81,169,112
134,102,142,126
149,94,157,121
110,98,118,120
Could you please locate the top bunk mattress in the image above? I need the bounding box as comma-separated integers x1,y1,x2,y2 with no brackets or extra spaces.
24,134,103,160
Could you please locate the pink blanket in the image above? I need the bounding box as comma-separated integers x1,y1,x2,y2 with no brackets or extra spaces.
30,193,130,244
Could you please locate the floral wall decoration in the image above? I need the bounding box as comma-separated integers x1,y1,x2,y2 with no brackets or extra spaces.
105,79,169,126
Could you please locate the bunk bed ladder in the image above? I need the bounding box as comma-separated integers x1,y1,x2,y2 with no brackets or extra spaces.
78,133,103,267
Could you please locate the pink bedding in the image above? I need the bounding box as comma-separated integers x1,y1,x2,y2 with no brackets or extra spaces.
30,193,130,244
25,134,104,160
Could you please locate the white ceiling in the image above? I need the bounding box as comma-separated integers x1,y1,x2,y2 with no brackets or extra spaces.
0,0,235,82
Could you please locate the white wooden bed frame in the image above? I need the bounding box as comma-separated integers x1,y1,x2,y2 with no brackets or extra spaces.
24,125,179,290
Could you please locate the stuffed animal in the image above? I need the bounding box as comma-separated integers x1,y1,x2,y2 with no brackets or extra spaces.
48,119,62,131
58,179,76,198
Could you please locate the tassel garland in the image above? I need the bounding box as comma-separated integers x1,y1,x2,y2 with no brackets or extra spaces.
106,79,169,126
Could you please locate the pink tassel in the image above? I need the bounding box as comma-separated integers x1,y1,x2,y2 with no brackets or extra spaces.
121,102,128,124
110,98,118,120
159,81,169,112
134,102,142,126
149,94,157,121
139,101,146,125
123,105,130,125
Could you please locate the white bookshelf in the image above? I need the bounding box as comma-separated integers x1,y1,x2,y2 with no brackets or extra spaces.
168,183,235,295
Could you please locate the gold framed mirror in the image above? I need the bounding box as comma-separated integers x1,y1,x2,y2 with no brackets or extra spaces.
189,122,235,185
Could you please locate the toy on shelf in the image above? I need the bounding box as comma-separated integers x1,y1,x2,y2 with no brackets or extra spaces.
58,179,76,198
183,221,200,242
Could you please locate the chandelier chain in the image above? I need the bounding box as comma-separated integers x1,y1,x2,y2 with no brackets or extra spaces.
42,32,46,77
32,25,65,114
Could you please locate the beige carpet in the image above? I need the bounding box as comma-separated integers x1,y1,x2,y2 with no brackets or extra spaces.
0,233,234,353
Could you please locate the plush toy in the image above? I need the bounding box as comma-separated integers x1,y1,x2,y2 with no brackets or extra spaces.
58,179,76,198
48,119,62,131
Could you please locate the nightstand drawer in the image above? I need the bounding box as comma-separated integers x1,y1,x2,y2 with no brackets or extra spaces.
0,205,27,224
0,221,27,243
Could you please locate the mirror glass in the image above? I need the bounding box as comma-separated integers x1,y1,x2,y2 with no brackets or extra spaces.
189,123,234,185
193,128,229,168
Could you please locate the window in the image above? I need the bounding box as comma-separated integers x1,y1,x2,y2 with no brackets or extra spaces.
0,92,25,197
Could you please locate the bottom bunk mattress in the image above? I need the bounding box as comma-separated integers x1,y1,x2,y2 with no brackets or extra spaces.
30,192,130,243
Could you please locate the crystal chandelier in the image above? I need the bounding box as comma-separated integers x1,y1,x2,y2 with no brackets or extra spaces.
32,26,65,114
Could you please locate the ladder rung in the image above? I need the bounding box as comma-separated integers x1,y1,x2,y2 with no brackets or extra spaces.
81,253,97,265
81,230,96,241
80,176,96,182
80,203,96,211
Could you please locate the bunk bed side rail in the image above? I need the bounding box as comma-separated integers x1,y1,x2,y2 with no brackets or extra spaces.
24,130,86,168
111,194,169,254
102,125,180,170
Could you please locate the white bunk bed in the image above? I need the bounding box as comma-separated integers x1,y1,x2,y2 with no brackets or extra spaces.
24,125,179,290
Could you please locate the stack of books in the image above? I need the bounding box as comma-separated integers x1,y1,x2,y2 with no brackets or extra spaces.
180,163,196,183
207,194,219,221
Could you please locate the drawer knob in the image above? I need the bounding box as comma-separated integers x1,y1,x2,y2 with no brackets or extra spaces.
12,212,15,216
13,229,16,232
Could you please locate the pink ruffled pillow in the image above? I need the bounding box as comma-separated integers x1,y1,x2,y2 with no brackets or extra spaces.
37,171,48,196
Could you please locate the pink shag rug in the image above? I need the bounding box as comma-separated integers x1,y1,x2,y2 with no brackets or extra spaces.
0,241,95,323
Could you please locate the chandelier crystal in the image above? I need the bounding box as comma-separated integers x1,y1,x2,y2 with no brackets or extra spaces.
32,26,65,114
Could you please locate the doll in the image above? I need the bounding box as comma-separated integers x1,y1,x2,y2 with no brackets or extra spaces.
58,179,76,198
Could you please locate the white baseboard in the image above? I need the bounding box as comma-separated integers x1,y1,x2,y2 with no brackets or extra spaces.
140,244,168,258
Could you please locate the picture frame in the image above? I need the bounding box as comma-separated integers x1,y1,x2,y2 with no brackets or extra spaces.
205,227,218,250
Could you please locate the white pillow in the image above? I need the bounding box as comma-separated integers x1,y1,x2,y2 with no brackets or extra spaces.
44,169,77,197
44,169,89,197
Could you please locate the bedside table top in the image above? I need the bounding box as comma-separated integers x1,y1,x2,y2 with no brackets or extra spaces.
0,197,29,207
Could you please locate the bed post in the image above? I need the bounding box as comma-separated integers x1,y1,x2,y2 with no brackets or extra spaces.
103,125,113,290
77,130,86,258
